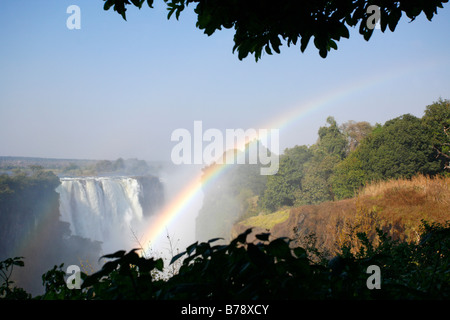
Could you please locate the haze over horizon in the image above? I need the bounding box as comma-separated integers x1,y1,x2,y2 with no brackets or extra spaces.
1,1,449,163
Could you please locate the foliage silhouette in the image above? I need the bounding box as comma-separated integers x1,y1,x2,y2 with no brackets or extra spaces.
2,220,448,300
101,0,447,60
0,257,30,300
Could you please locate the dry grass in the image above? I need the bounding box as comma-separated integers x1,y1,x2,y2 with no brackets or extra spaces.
355,175,450,243
360,174,450,206
243,174,450,257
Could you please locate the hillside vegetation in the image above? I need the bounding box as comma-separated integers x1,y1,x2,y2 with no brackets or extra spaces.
234,174,450,257
197,98,450,242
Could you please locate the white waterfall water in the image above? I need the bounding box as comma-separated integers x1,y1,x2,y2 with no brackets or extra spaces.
56,176,147,254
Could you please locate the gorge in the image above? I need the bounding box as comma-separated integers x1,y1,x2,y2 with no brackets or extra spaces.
56,175,165,254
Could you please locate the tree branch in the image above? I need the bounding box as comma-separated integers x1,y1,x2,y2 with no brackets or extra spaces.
433,146,450,160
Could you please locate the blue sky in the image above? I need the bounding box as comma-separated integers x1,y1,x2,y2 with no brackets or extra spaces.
0,0,449,162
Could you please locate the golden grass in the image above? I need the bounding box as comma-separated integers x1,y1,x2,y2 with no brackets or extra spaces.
360,174,450,206
239,208,290,230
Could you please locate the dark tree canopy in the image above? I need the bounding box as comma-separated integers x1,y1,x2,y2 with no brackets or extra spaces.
102,0,447,60
422,98,450,171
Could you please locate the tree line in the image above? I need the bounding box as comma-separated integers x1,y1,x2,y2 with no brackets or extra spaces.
261,98,449,211
196,98,449,241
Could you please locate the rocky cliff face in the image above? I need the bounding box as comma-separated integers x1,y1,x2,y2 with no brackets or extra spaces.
135,175,165,216
232,199,358,256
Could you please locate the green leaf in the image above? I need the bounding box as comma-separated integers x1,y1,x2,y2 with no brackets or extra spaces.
176,4,185,20
231,228,253,246
267,238,291,260
130,0,143,8
293,247,307,259
388,9,402,32
186,241,198,256
101,260,120,274
270,36,281,54
208,237,224,244
104,0,115,11
247,243,269,267
339,24,350,39
300,35,311,52
100,250,126,261
363,28,374,41
13,260,24,267
170,251,186,265
155,258,164,271
12,257,25,267
255,233,271,242
167,5,176,20
195,242,210,256
120,10,127,21
122,249,141,265
80,274,99,289
328,39,338,50
81,259,119,288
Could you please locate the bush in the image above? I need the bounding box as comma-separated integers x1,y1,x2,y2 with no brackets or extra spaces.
1,221,449,300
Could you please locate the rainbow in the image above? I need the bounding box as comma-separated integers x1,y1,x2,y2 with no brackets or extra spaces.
140,163,224,252
140,60,442,252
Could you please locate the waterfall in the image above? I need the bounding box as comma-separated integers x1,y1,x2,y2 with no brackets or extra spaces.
56,176,161,253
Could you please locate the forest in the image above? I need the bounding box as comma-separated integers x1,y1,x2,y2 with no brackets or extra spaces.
1,99,449,300
0,157,160,177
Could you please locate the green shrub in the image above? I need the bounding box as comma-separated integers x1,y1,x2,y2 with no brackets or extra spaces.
2,221,449,300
